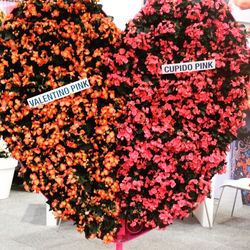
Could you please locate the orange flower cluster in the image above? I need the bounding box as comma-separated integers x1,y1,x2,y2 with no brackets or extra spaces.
0,0,123,241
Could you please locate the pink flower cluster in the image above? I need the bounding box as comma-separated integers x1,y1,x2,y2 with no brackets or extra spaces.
111,0,249,230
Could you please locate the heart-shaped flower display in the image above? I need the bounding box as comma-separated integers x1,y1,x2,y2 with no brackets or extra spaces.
0,0,249,243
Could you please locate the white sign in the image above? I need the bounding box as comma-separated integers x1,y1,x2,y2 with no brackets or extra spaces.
162,59,216,74
27,78,90,107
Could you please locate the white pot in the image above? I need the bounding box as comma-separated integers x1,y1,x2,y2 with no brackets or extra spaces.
0,158,18,199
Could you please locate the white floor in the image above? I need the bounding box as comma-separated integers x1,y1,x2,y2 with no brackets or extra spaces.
0,188,250,250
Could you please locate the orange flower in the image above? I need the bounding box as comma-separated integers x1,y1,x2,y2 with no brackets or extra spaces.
103,233,114,244
27,4,38,16
51,9,59,17
61,47,73,60
41,3,50,12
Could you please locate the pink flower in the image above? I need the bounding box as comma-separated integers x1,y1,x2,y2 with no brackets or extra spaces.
159,208,173,225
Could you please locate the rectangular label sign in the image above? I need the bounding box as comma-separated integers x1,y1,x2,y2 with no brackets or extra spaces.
162,59,216,74
27,78,90,107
